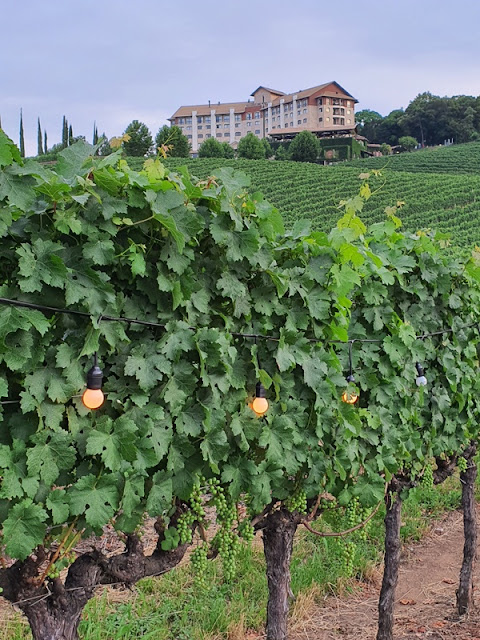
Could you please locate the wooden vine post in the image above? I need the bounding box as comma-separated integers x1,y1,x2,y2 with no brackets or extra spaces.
457,442,477,615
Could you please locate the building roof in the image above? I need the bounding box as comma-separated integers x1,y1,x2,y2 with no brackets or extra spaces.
268,124,356,138
250,86,286,97
268,82,358,107
170,102,252,119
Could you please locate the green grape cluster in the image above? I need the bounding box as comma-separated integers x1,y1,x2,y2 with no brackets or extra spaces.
357,506,371,542
177,511,195,544
345,497,360,527
458,456,468,473
320,497,337,511
215,529,240,582
191,544,208,589
238,518,255,542
420,463,434,489
47,563,61,579
284,488,307,514
189,482,206,519
341,541,356,576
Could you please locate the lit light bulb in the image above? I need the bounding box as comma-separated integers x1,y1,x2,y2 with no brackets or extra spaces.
250,381,269,416
415,362,427,387
82,387,105,410
82,354,105,410
342,374,359,405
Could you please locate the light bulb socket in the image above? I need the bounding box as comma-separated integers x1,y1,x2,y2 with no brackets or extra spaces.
346,374,356,384
415,362,425,377
86,365,103,390
255,381,266,398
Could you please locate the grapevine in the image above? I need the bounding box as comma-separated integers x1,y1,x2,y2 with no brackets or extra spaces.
420,463,434,490
458,456,468,473
284,488,307,514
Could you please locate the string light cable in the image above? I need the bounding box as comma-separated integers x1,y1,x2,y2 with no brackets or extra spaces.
0,296,477,407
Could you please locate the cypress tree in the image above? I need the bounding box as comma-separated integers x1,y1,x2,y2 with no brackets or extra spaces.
0,115,2,130
19,109,25,158
62,116,68,148
68,124,73,145
44,130,48,154
37,118,43,156
93,122,99,145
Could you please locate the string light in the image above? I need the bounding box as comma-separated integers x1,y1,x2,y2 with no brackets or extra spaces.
82,353,105,410
342,341,359,405
251,381,269,416
415,362,427,387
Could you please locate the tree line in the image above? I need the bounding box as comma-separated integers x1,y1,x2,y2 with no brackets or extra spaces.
357,91,480,147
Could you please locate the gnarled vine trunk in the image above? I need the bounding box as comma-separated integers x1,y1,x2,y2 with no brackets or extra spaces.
262,509,300,640
457,443,477,615
376,490,403,640
0,522,189,640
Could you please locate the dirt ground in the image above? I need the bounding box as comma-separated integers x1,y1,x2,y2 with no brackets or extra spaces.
290,508,480,640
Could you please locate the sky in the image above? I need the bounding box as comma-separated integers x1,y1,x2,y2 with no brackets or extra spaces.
1,0,480,156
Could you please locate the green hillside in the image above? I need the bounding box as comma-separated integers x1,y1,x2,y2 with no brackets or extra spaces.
128,144,480,249
346,141,480,174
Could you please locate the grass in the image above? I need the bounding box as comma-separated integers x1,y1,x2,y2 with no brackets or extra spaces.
0,473,465,640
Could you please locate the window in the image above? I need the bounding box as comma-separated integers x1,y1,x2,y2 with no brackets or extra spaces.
326,117,330,122
198,125,202,130
318,107,323,113
266,127,269,132
186,117,192,124
284,123,288,128
205,117,211,124
297,110,300,115
319,117,323,122
216,124,221,129
216,115,221,123
247,122,251,127
326,108,330,113
347,119,351,124
333,108,345,115
297,120,301,125
206,125,211,130
186,125,192,130
303,118,307,123
272,126,276,130
317,98,323,106
284,105,288,112
206,134,211,138
347,101,351,107
216,133,222,137
224,124,229,129
198,134,203,138
224,116,230,123
289,103,293,110
224,132,229,137
255,129,260,134
272,116,275,122
235,123,240,128
254,112,260,119
347,110,351,115
235,131,241,136
246,113,252,120
235,114,241,121
290,113,293,118
255,120,259,125
179,118,185,125
302,99,307,106
303,108,307,114
187,134,192,139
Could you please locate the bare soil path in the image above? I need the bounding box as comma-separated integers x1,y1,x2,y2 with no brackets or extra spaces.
290,508,480,640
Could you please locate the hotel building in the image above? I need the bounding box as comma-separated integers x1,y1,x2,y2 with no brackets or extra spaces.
169,82,358,155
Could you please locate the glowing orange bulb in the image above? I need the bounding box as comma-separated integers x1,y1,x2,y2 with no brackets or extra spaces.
252,396,269,416
82,388,105,410
341,390,359,405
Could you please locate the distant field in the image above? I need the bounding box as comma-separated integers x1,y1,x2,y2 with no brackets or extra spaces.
127,143,480,249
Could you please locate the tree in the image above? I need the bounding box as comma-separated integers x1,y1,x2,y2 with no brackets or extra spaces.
68,124,73,146
93,122,98,146
19,109,25,157
98,133,113,156
37,118,43,156
398,135,418,151
237,132,265,159
275,145,289,160
198,136,224,157
380,143,392,156
44,130,48,155
355,109,383,140
261,137,273,159
221,141,235,158
123,120,153,156
62,116,68,148
288,130,319,162
155,125,190,157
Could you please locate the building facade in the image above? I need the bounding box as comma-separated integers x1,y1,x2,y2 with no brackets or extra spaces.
169,82,358,155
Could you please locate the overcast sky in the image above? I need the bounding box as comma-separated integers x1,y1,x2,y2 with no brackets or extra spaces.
1,0,479,155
